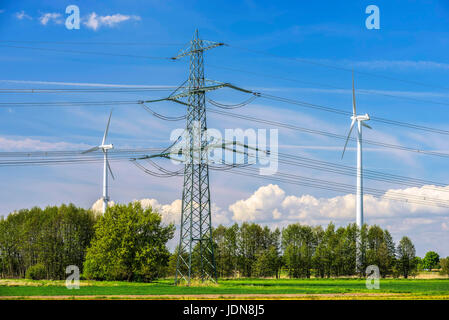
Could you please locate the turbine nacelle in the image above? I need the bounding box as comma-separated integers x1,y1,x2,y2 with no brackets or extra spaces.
351,114,370,122
100,144,114,151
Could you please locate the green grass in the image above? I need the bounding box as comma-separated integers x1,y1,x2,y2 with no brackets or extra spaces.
1,278,448,298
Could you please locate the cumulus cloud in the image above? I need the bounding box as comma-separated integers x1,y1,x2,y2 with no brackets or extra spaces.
230,184,285,222
87,186,449,255
90,197,230,226
91,198,115,215
228,184,449,225
15,11,32,20
137,198,182,224
83,12,141,31
39,12,63,25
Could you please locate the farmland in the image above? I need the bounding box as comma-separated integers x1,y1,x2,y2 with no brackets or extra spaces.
1,278,448,300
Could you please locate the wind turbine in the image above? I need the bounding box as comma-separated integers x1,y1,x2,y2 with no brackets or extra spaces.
83,110,115,214
341,72,372,228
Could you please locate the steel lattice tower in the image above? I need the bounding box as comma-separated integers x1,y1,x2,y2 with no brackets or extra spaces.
174,30,222,285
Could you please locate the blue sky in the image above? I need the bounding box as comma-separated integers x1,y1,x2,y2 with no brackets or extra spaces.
1,0,449,256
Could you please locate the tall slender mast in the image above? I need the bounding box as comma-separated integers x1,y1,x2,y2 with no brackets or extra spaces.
174,30,222,285
356,121,363,227
103,150,108,214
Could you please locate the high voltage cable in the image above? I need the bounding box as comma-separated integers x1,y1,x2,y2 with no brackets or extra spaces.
225,167,449,209
0,44,172,60
5,97,448,159
212,143,449,193
260,94,449,136
234,166,449,206
0,100,137,107
148,154,449,208
208,64,449,108
4,90,449,137
0,87,179,94
226,44,449,91
0,148,164,157
0,40,184,46
208,108,449,158
4,143,446,193
232,147,449,193
3,40,446,93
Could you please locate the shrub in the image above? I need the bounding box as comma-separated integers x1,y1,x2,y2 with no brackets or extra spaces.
440,257,449,276
83,202,174,282
25,263,47,280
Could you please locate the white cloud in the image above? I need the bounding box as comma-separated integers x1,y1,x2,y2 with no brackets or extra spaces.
137,198,182,224
0,137,89,151
83,12,141,31
91,198,115,215
39,13,63,25
15,11,32,20
228,183,449,224
229,184,285,222
90,197,230,226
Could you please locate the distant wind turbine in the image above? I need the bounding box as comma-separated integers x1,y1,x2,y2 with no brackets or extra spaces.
82,110,115,214
341,72,372,228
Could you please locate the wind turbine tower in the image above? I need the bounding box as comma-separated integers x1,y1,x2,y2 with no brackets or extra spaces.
83,110,115,214
341,72,372,228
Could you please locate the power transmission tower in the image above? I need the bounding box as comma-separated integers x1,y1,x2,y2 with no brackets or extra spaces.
138,30,253,284
172,30,223,285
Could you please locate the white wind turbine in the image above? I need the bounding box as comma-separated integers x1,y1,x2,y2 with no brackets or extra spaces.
83,110,115,214
341,72,372,228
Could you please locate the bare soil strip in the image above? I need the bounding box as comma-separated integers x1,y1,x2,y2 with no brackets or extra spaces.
2,293,448,300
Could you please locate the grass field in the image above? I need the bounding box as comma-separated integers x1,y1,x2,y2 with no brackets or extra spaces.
1,278,449,300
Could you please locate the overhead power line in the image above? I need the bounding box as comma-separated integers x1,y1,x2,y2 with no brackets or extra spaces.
226,44,449,91
0,87,179,94
207,108,449,158
0,40,184,46
222,166,449,209
0,44,172,60
208,63,449,108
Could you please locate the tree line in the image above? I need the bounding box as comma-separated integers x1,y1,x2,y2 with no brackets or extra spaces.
168,222,424,279
1,203,448,281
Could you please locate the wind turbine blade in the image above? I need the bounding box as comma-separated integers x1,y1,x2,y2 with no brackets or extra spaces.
102,110,113,145
107,158,115,180
341,119,356,159
362,122,372,129
352,70,356,116
81,146,100,154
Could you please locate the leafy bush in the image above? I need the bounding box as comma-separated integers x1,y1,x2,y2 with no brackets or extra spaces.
440,257,449,276
83,202,175,282
25,263,47,280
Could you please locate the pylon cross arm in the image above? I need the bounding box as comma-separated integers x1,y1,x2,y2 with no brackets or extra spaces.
140,83,258,106
171,41,225,60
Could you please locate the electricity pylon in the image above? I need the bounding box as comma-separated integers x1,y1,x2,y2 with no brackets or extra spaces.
172,30,222,285
139,30,253,285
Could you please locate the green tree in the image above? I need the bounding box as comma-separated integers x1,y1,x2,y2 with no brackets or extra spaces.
83,202,174,282
282,224,316,278
439,257,449,276
422,251,440,271
253,246,281,278
396,236,416,278
238,223,264,277
0,204,95,279
383,230,396,276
